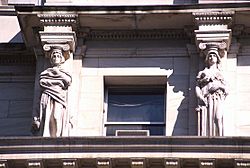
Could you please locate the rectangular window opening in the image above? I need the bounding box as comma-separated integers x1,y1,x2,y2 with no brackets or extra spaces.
104,86,166,136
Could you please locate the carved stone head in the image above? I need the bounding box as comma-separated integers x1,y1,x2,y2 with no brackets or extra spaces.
50,48,65,66
205,48,221,67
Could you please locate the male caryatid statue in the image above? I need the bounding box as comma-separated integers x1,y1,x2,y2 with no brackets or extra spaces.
32,47,72,137
195,48,228,136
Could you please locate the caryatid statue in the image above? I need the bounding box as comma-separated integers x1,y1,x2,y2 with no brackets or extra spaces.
32,47,72,137
195,48,228,136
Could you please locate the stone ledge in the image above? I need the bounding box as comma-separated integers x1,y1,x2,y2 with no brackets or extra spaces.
0,136,249,156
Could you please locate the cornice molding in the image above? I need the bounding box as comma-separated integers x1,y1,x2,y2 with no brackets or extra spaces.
38,13,78,26
79,29,189,40
193,11,234,25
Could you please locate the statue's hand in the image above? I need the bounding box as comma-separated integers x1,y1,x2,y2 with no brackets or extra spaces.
208,85,220,93
51,67,60,74
31,117,40,132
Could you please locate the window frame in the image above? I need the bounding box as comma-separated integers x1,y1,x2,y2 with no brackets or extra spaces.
103,85,167,136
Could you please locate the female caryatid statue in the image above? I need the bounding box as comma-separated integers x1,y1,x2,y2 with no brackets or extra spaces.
196,48,228,136
32,47,72,137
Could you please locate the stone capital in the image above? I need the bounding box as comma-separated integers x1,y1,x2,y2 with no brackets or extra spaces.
38,13,77,59
193,11,234,58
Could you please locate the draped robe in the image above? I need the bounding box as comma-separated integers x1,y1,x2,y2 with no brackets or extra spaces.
196,67,227,136
39,67,72,137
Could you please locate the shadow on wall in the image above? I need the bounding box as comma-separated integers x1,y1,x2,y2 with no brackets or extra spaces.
168,74,193,136
9,31,23,43
173,0,198,4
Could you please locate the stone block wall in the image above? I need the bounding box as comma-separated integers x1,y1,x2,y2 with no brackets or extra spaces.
0,65,35,136
75,39,194,136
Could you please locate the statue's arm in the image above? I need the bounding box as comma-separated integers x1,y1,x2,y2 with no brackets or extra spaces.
195,85,207,106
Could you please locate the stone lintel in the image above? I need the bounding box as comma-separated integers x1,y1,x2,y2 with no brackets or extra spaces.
27,160,43,168
62,159,78,168
165,158,180,168
199,159,215,168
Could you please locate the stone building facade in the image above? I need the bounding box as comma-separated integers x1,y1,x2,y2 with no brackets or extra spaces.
1,0,250,167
